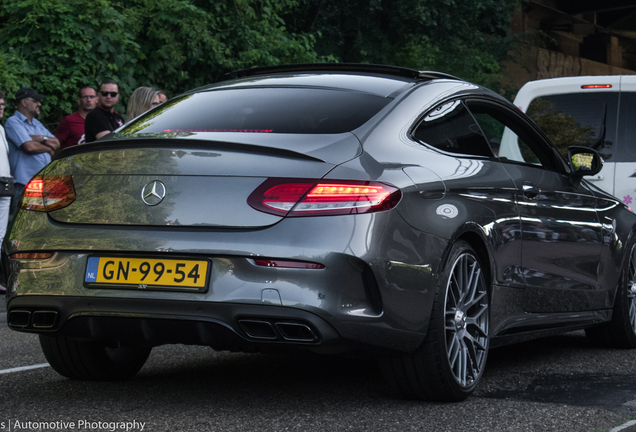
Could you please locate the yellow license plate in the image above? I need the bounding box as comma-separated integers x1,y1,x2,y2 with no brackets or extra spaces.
85,256,209,291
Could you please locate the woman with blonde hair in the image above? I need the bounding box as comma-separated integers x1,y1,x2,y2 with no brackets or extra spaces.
126,86,160,121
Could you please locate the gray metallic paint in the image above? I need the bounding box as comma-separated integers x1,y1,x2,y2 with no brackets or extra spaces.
6,73,636,356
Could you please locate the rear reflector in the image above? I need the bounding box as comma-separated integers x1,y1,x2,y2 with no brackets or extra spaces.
10,252,54,259
581,84,613,89
254,259,325,269
20,175,76,212
248,178,401,217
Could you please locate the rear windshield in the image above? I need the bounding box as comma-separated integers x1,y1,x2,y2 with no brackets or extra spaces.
119,88,392,135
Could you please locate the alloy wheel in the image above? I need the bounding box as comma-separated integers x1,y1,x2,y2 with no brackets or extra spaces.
629,246,636,334
444,252,489,387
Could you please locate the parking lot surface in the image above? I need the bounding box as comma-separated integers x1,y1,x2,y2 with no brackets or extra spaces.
2,295,636,432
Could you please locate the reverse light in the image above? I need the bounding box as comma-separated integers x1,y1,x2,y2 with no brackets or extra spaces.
581,84,613,89
248,178,401,216
20,175,76,212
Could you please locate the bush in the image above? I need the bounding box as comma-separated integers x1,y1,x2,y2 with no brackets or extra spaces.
0,0,319,127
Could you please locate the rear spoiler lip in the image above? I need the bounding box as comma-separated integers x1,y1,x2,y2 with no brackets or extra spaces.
55,137,327,163
229,63,461,82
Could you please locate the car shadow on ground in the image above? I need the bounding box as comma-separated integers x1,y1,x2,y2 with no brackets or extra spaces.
478,331,636,415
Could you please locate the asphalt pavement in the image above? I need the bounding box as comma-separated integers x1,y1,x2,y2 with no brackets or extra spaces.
3,293,636,432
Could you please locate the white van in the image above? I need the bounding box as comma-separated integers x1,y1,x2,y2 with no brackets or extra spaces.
500,75,636,206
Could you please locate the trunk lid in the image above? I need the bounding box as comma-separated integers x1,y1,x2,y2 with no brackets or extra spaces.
43,134,360,228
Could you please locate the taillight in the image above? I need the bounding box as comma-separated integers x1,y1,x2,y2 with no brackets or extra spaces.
20,175,76,212
248,178,401,216
10,252,54,259
581,84,613,89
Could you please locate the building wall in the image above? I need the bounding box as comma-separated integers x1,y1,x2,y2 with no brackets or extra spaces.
504,1,636,92
506,46,636,91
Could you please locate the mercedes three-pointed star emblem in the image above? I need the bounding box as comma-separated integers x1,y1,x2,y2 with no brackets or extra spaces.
141,180,166,206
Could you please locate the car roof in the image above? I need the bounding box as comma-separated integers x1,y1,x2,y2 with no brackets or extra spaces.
192,64,463,98
231,63,460,81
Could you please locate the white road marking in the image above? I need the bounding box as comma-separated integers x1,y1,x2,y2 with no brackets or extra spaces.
610,420,636,432
0,363,50,375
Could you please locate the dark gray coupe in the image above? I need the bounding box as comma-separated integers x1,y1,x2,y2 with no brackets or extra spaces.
5,64,636,401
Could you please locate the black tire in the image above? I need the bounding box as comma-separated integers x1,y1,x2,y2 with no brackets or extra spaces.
585,240,636,348
381,241,490,402
39,335,151,381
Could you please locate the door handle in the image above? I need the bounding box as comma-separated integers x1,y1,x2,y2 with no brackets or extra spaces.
585,174,604,181
522,182,540,199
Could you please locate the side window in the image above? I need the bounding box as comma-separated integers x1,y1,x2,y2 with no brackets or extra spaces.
467,100,563,172
472,113,543,167
413,100,494,157
525,92,618,161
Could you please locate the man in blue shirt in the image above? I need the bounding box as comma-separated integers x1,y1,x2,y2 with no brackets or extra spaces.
5,87,60,214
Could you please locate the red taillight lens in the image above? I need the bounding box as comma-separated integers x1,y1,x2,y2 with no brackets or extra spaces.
20,175,76,212
261,182,315,212
10,252,54,259
248,178,401,216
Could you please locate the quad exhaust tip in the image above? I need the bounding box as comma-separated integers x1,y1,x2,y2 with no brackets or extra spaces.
8,310,31,328
238,319,319,343
8,309,58,330
275,322,318,342
32,310,59,328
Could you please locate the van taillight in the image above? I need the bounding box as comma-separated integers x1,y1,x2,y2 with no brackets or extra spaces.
20,175,76,212
581,84,612,89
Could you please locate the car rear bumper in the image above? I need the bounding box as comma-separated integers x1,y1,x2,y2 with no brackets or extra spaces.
4,212,447,354
6,295,338,350
6,294,425,354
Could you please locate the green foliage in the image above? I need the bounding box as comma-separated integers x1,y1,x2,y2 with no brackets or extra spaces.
0,0,521,129
282,0,521,88
0,0,141,127
0,0,320,127
0,49,33,95
119,0,321,93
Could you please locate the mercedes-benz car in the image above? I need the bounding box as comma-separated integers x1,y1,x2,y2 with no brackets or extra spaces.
5,64,636,402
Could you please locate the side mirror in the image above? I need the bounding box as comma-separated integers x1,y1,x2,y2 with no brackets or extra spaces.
568,146,603,177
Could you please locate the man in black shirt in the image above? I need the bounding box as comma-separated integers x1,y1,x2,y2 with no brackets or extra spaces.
84,79,124,143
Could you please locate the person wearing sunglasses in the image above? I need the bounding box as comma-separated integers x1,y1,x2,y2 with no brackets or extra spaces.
4,87,60,216
55,86,98,149
84,79,124,143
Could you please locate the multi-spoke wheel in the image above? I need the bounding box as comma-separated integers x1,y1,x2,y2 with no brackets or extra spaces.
380,240,490,401
586,241,636,348
444,250,489,388
628,258,636,334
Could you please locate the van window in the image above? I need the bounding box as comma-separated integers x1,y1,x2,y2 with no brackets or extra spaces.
526,93,618,161
618,93,636,159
